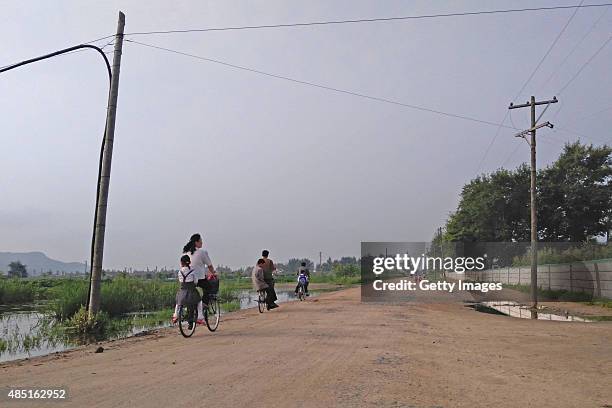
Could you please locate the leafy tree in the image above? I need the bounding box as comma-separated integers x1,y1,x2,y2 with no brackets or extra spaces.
446,166,530,242
538,142,612,242
443,142,611,244
8,261,28,278
333,264,359,277
279,258,314,273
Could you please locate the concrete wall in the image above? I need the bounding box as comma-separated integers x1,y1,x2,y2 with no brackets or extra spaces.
446,259,612,299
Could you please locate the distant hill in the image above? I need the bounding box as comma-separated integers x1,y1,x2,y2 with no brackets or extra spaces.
0,252,86,276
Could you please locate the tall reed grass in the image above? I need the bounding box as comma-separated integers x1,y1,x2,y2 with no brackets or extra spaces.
49,278,178,319
0,279,37,304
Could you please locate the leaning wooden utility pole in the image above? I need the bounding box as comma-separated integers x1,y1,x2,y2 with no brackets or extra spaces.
88,11,125,317
508,95,557,309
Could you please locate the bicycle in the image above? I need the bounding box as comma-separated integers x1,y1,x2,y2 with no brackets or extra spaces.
204,293,220,332
257,290,267,313
177,303,197,338
297,282,306,301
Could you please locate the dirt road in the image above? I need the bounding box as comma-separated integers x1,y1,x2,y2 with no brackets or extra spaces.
1,287,611,408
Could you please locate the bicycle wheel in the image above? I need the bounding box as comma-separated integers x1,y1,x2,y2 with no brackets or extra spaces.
298,285,305,301
258,291,266,313
178,305,196,338
205,296,221,332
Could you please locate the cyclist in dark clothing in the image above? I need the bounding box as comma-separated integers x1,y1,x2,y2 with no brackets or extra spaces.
261,250,279,309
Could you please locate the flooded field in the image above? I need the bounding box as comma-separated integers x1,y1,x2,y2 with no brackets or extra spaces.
0,289,315,362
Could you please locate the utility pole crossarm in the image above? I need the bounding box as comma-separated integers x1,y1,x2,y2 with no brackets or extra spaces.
514,121,553,138
509,96,558,109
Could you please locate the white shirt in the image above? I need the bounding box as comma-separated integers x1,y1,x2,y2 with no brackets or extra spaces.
178,267,196,284
186,248,212,281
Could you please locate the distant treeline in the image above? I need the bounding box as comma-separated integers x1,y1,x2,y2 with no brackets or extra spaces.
223,256,360,277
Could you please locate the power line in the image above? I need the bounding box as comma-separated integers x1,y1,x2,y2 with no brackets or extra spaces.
80,2,612,43
557,33,612,95
541,31,612,140
85,34,116,44
1,40,114,71
116,3,612,37
515,0,585,101
125,39,520,130
474,111,510,175
554,125,610,143
573,104,612,121
480,0,585,173
539,5,609,91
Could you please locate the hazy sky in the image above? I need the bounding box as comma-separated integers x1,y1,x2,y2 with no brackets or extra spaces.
1,1,610,269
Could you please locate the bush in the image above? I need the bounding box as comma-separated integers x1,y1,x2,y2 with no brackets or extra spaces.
67,306,111,335
0,279,37,304
333,264,360,277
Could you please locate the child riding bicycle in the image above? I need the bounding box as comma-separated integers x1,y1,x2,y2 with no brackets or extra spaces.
174,255,202,328
294,261,310,296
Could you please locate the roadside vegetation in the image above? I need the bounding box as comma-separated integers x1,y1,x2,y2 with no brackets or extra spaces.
0,257,359,346
503,283,612,308
275,264,361,286
511,245,612,267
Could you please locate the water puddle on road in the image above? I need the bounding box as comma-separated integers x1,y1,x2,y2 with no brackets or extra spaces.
467,301,612,322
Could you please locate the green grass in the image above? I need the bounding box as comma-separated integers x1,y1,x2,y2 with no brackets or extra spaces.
48,279,89,319
512,244,612,266
222,300,241,312
584,299,612,309
0,279,37,303
503,283,611,306
0,277,88,305
3,275,246,326
47,277,178,319
274,273,360,286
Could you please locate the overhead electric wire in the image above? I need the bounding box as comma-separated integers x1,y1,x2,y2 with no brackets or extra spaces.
556,33,612,95
539,5,609,90
573,104,612,121
1,40,115,71
125,39,521,130
542,30,612,143
481,0,585,173
81,3,612,44
121,3,612,37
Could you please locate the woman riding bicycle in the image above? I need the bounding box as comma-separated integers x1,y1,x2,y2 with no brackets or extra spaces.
173,233,218,324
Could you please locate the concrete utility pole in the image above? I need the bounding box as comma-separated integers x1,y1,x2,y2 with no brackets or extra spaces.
508,95,558,309
88,11,125,317
319,251,322,272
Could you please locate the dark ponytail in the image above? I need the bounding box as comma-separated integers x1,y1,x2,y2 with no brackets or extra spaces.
183,233,201,254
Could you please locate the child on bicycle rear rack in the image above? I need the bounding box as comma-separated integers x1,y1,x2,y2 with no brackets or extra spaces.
252,258,268,292
294,261,310,296
173,255,203,327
